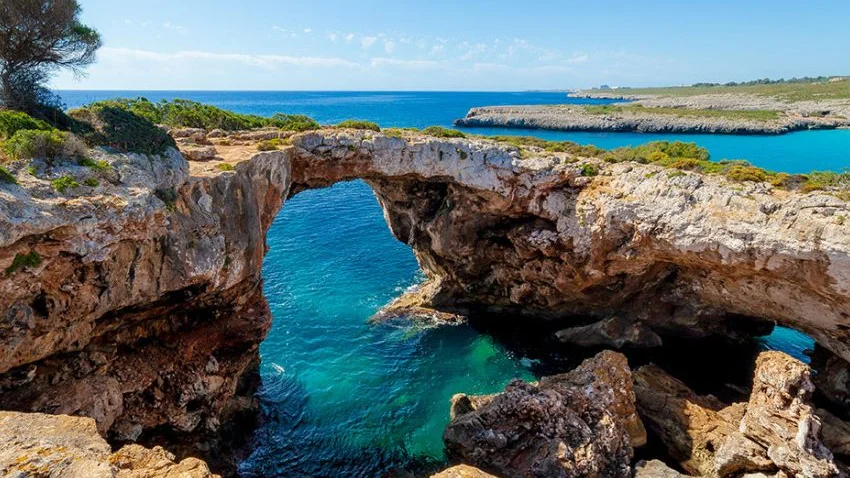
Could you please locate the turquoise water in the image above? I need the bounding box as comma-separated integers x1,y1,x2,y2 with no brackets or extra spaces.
56,91,836,476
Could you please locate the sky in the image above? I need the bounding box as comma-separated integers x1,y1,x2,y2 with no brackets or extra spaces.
51,0,850,91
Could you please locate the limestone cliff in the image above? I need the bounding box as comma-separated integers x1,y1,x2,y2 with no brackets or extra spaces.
2,128,850,473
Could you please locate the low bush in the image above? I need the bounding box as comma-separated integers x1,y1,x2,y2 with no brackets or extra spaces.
422,126,465,138
0,165,16,184
217,163,235,172
0,110,51,139
336,119,381,132
69,103,176,155
2,129,86,162
266,114,320,132
51,175,80,193
84,177,99,187
257,138,283,151
78,157,111,172
6,251,41,274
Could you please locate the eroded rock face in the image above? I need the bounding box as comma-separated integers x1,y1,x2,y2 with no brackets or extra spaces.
0,411,219,478
2,129,850,474
635,351,846,477
443,350,643,478
430,465,500,478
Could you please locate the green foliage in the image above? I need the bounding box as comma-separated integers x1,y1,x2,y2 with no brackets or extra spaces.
74,98,320,132
68,101,176,155
422,126,466,138
336,119,381,132
580,164,599,177
266,114,320,132
217,163,235,172
77,157,111,172
583,104,781,121
580,77,850,102
490,135,605,157
5,251,41,274
0,110,51,139
2,129,83,161
83,177,99,187
155,187,178,210
51,175,79,193
0,165,17,184
257,138,283,151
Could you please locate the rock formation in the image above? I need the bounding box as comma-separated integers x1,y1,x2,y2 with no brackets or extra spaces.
0,411,218,477
634,351,846,477
2,128,850,473
443,350,644,478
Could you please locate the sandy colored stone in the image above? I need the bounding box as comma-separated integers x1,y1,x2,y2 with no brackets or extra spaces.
430,464,500,478
443,350,643,478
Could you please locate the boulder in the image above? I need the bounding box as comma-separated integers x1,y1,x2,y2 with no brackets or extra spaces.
0,411,219,478
443,350,644,478
634,460,691,478
180,144,218,161
430,465,500,478
634,351,847,477
555,316,663,349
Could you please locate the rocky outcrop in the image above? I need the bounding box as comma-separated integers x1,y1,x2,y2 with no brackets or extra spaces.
634,351,846,477
0,411,218,477
443,350,644,478
454,105,850,134
3,128,850,473
430,465,500,478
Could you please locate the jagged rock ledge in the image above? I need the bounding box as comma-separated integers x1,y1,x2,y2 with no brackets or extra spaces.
2,127,850,474
454,104,850,134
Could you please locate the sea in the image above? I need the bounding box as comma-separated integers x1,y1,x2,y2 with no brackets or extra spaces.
59,91,836,477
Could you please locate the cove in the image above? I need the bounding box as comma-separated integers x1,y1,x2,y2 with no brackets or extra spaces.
238,181,534,477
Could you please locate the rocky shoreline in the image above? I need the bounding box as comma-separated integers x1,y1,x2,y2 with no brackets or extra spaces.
454,104,850,135
2,126,850,476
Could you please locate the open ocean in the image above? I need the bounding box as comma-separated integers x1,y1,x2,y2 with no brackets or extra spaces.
58,91,829,477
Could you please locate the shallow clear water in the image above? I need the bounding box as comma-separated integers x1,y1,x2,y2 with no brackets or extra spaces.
57,91,834,476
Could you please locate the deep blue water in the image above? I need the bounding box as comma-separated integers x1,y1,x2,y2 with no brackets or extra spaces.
57,91,830,476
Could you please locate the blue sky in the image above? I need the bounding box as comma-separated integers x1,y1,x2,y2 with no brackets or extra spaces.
52,0,850,91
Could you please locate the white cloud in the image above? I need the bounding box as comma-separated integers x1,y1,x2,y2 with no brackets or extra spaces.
429,44,445,56
370,57,442,70
272,26,297,38
567,53,589,64
345,33,355,43
100,47,359,69
327,32,338,42
303,28,312,33
384,41,396,54
361,36,378,49
162,22,187,33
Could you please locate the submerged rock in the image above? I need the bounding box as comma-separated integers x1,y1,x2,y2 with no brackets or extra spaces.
635,351,847,477
443,350,644,478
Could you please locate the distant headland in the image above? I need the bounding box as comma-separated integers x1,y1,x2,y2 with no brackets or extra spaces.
456,76,850,135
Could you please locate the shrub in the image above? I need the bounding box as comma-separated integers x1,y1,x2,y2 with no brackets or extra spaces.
218,163,235,172
5,251,41,274
2,129,85,161
0,165,17,184
725,166,769,182
83,177,99,187
0,110,51,139
154,187,178,210
336,119,381,132
257,139,283,151
69,103,176,155
51,175,79,193
267,114,319,132
422,126,465,138
78,157,111,172
580,164,599,177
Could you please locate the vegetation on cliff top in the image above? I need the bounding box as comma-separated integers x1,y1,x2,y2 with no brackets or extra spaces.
336,119,381,132
583,104,782,121
491,135,850,195
75,98,320,133
580,76,850,102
